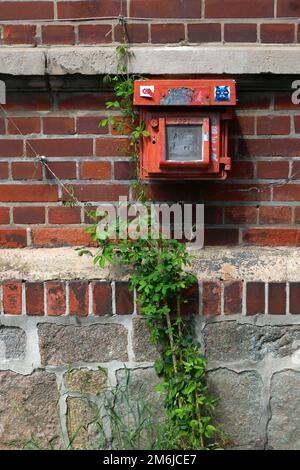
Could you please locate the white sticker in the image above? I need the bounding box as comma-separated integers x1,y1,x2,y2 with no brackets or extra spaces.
140,85,155,98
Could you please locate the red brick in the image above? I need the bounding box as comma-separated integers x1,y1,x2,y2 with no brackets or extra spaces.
204,228,239,246
0,229,27,247
204,206,222,224
180,284,199,315
147,182,270,202
0,118,5,134
0,184,57,202
246,282,265,315
268,283,286,315
83,205,98,224
31,228,93,247
46,281,66,316
239,138,300,157
69,280,89,317
96,138,130,157
259,206,291,225
274,184,300,201
224,281,243,315
289,282,300,314
7,117,41,135
224,206,257,224
78,24,112,44
205,183,270,202
243,228,300,246
277,1,300,17
0,140,23,157
293,206,300,224
230,161,254,179
114,161,136,180
26,138,93,157
130,0,201,18
261,24,295,43
115,282,134,315
79,161,111,180
92,281,112,316
62,184,129,203
14,207,45,224
48,207,81,225
42,25,75,45
4,93,52,111
294,116,300,133
202,281,221,316
0,162,9,179
26,282,44,316
58,0,119,19
111,117,132,136
205,0,274,18
151,24,185,43
76,116,108,135
224,23,257,42
237,93,271,110
12,162,43,180
0,208,10,224
43,117,75,135
275,94,300,110
230,116,255,135
57,93,113,110
115,23,148,43
44,161,77,180
3,281,22,315
257,115,290,135
0,2,54,20
3,25,36,45
256,161,289,179
188,23,221,42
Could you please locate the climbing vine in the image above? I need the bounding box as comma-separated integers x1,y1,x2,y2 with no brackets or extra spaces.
79,46,220,450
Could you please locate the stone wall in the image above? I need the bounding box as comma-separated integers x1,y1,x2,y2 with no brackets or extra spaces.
0,295,160,449
1,246,300,450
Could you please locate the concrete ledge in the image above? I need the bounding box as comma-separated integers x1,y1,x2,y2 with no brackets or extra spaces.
1,46,300,75
0,246,299,281
0,49,45,75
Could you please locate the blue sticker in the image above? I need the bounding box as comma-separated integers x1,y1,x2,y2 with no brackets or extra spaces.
215,85,230,102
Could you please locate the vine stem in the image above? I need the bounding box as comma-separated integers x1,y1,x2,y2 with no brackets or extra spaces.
195,389,205,449
165,309,178,375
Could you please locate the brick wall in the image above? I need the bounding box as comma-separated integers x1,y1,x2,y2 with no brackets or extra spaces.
1,76,300,248
1,278,299,316
1,273,300,449
0,0,300,46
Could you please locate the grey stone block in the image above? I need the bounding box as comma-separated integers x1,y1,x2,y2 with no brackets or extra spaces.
204,322,300,363
38,323,128,366
208,369,264,449
267,370,300,450
0,370,61,449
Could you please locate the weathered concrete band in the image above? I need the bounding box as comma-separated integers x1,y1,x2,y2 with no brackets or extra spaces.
0,246,299,282
1,46,300,76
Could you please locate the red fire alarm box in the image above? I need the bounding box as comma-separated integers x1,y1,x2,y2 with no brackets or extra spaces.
133,80,236,180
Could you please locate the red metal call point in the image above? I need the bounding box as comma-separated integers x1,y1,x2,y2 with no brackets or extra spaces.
133,80,236,180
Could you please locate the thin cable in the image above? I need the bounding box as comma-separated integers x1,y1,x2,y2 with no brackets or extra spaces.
0,103,85,207
1,16,294,24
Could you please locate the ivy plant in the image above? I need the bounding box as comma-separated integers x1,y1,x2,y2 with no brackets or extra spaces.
79,47,220,450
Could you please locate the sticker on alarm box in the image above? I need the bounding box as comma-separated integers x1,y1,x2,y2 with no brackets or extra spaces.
140,85,155,98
